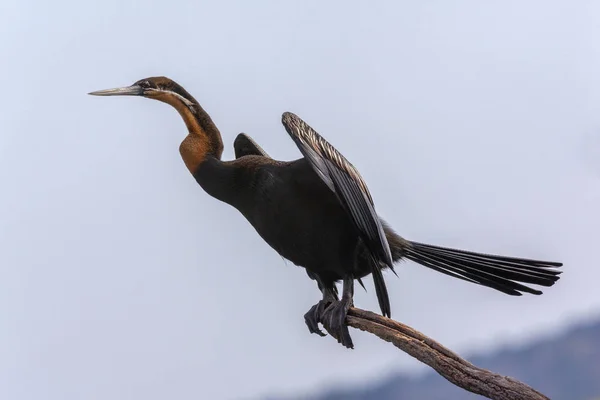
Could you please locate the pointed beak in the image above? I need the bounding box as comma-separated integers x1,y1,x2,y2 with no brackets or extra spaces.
88,85,144,97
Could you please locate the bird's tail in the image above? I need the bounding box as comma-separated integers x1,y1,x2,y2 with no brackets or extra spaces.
402,241,562,295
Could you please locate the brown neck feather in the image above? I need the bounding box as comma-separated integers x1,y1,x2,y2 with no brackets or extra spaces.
152,91,224,174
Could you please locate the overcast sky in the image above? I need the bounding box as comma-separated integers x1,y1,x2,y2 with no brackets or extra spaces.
1,1,599,399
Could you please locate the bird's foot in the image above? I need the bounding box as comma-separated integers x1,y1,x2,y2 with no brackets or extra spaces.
322,298,354,349
304,299,334,337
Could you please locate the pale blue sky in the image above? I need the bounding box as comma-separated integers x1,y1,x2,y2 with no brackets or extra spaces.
1,1,599,399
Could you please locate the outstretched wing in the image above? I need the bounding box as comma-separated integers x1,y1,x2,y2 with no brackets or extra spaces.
280,112,394,317
233,133,270,158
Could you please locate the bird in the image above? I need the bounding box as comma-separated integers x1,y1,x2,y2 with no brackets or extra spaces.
89,76,563,349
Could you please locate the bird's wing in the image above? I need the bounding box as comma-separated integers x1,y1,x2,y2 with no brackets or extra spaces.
280,112,394,317
233,133,270,158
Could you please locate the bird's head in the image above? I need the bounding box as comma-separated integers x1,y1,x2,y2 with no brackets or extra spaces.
89,76,198,110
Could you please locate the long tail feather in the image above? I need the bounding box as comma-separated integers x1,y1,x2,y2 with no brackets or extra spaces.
404,241,562,296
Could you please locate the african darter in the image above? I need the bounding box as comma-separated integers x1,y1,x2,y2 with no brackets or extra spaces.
89,77,562,348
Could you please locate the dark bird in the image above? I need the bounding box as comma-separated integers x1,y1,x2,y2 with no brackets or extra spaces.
89,76,563,349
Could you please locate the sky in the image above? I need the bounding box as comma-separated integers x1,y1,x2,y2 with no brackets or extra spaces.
0,1,599,399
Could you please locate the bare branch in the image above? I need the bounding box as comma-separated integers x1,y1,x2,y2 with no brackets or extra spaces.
345,308,549,400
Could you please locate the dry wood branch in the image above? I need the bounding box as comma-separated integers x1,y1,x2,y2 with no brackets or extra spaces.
345,308,549,400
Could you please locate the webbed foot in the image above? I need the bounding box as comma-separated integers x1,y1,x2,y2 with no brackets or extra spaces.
322,297,353,349
304,299,333,337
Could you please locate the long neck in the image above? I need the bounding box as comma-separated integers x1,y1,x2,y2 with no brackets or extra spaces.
155,93,224,174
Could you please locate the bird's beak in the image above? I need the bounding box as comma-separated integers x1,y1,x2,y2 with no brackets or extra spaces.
88,85,144,97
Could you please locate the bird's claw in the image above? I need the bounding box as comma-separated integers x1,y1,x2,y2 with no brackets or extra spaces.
322,298,353,349
304,299,333,337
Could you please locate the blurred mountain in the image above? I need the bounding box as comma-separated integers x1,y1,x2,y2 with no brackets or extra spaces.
266,318,600,400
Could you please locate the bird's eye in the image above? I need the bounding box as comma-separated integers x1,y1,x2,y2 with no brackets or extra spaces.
137,80,151,89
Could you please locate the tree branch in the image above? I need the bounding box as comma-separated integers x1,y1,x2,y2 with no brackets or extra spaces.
345,308,549,400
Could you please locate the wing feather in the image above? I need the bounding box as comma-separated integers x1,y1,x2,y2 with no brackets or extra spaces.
233,133,270,158
281,112,394,316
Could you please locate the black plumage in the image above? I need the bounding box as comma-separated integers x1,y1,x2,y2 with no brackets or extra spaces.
90,77,563,349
